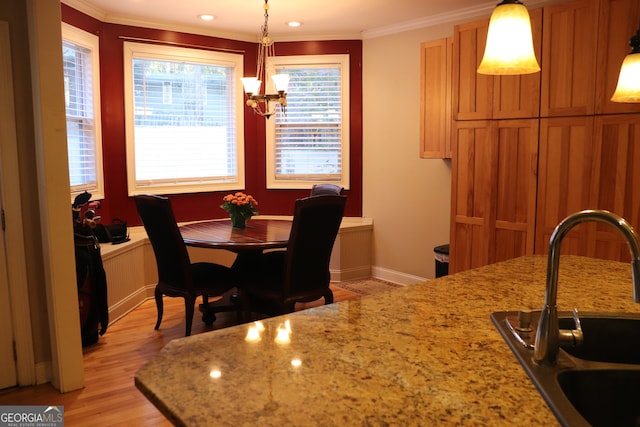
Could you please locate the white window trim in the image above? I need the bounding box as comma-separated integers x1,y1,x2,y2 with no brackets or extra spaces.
265,54,350,190
61,23,104,201
123,42,245,196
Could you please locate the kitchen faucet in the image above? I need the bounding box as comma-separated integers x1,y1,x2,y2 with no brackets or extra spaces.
533,210,640,365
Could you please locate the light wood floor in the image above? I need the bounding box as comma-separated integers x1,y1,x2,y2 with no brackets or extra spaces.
0,285,359,426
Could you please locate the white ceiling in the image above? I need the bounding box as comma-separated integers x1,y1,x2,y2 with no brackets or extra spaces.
61,0,514,42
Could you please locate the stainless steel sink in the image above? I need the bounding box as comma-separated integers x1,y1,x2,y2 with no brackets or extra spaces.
492,311,640,427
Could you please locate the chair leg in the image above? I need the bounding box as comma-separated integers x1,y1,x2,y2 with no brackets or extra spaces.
239,290,254,322
154,287,164,330
324,289,334,305
201,294,217,326
184,295,196,337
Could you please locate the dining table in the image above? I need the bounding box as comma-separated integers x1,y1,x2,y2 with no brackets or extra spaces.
179,218,293,317
179,218,292,272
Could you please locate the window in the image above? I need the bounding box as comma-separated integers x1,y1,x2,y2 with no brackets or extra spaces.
266,55,350,189
61,23,104,200
123,42,244,195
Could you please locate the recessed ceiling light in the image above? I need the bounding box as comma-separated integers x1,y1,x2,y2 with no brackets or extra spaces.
287,21,302,28
199,14,215,21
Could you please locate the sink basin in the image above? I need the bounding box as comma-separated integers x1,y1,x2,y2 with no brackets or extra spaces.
491,311,640,427
558,316,640,364
558,369,640,427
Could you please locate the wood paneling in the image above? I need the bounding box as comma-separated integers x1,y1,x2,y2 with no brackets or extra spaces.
450,121,493,272
492,8,543,120
541,0,599,117
589,114,640,261
595,0,640,114
493,120,539,263
535,116,596,255
450,119,538,273
420,38,452,158
452,19,493,121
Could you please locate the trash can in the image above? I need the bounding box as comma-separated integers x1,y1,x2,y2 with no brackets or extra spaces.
434,244,450,278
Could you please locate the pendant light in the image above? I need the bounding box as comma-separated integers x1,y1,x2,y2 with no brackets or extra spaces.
611,29,640,103
477,0,540,75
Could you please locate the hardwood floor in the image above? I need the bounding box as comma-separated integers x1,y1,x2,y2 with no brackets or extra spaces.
0,285,359,426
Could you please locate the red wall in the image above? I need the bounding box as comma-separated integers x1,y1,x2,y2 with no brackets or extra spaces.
61,4,363,226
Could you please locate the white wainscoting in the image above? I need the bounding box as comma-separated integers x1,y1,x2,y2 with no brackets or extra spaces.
98,217,374,325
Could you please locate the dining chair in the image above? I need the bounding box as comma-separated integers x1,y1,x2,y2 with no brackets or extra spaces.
310,183,344,196
242,195,347,316
134,194,238,336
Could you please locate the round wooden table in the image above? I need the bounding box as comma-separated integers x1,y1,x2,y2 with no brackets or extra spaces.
180,218,293,321
180,218,292,272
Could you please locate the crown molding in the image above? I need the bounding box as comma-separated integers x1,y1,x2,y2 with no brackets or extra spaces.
361,0,561,39
62,0,561,43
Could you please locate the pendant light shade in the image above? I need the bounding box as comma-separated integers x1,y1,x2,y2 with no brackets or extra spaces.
611,30,640,103
477,0,540,75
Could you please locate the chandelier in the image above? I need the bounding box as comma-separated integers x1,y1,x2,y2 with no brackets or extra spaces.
240,0,289,119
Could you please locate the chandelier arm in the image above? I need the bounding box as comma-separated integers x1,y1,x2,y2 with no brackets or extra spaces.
241,0,288,119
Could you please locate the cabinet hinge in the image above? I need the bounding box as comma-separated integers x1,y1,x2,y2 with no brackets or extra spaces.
1,208,4,232
12,340,17,361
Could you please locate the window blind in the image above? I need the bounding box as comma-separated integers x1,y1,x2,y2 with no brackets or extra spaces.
123,42,244,195
132,58,237,186
62,40,98,193
273,66,343,180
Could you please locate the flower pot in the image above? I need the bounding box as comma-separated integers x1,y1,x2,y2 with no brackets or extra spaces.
230,214,247,229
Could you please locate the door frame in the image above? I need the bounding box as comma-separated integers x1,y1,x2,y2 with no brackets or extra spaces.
0,20,36,386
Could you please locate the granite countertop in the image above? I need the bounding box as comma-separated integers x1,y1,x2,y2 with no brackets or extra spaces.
135,255,640,426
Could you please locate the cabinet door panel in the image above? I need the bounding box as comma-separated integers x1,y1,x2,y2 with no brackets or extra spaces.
450,120,537,273
450,121,494,273
535,117,596,255
452,20,493,121
589,114,640,261
494,120,539,260
492,8,543,119
420,38,452,158
541,0,599,117
595,0,640,114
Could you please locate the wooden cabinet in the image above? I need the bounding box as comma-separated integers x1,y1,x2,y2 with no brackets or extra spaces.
452,19,493,121
450,121,493,272
535,117,596,255
420,38,452,159
535,114,640,261
540,0,599,117
450,119,538,274
446,0,640,273
452,8,542,121
595,0,640,115
492,8,543,120
588,114,640,261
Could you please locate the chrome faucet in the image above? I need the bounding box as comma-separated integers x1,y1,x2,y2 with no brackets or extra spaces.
533,209,640,365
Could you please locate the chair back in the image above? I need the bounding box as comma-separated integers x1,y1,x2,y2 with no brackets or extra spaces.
310,183,344,196
283,195,347,296
134,195,192,290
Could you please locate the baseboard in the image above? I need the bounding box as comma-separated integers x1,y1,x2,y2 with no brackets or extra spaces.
371,265,427,286
108,284,155,325
330,265,371,282
35,361,51,385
